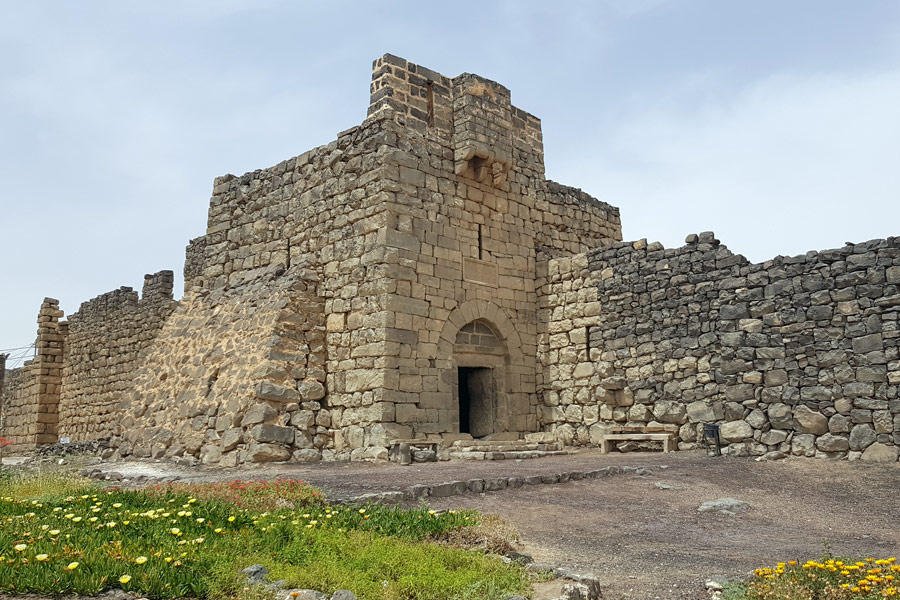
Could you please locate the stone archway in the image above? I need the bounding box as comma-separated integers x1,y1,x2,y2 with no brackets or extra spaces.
433,300,529,437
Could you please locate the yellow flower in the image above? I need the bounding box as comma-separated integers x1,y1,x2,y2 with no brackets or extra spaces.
64,561,79,571
214,528,223,533
36,554,49,562
170,528,181,535
134,556,148,564
113,503,122,508
359,509,366,514
14,544,27,552
72,517,82,523
49,529,60,536
119,575,132,584
228,516,235,522
196,518,204,523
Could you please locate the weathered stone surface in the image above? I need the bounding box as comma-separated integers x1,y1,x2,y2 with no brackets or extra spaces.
719,421,753,443
652,401,687,424
815,434,849,452
792,406,828,435
861,442,899,463
255,382,300,403
298,380,326,402
247,443,292,462
242,403,277,427
698,498,750,515
251,424,295,445
686,401,717,423
849,424,877,451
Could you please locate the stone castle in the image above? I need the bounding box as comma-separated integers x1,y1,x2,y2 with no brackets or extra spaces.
2,54,898,465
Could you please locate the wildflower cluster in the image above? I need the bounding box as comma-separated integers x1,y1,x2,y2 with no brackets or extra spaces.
0,482,513,599
749,556,899,599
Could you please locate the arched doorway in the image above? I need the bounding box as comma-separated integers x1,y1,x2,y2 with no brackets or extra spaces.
455,320,507,437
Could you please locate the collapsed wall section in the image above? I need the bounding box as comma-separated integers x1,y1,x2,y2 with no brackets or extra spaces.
115,269,328,465
58,271,176,442
114,113,403,464
538,234,900,461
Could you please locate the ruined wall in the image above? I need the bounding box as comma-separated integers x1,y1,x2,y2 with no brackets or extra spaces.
57,271,176,442
538,234,900,462
537,182,622,260
115,269,328,465
0,299,64,449
113,108,406,464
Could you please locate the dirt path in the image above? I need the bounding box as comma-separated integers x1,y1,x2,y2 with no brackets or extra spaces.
426,455,900,600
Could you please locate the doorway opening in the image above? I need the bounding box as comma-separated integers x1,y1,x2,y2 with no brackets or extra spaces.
458,366,494,437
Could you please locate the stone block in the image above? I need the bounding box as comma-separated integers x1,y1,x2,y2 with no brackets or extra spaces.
242,403,277,426
792,405,828,435
861,442,899,463
255,381,300,403
251,424,295,445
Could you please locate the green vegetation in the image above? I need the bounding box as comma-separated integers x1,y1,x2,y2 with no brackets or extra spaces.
725,557,899,600
0,474,531,600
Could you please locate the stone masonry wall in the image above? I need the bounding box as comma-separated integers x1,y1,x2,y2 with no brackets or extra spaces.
537,234,900,462
349,55,622,443
116,268,330,465
58,271,176,442
0,299,64,450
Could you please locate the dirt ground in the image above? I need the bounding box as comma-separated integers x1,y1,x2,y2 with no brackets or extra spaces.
11,450,900,600
423,453,900,600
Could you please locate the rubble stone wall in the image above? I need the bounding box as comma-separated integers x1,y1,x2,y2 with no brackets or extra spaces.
116,269,329,465
57,271,176,442
537,233,900,462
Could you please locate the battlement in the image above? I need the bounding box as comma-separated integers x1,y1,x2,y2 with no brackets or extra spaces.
368,54,545,181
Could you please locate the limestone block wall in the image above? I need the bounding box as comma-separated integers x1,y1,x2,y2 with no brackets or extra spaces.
537,234,900,462
58,271,176,442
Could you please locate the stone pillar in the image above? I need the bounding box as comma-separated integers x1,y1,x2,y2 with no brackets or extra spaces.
0,352,7,395
33,298,64,444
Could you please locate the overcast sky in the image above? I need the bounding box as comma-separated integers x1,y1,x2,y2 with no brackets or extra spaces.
2,1,899,365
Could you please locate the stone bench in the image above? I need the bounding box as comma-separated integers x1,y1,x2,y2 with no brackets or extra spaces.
599,425,678,454
391,439,440,452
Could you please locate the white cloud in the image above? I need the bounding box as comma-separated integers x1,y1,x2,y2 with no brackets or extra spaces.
558,67,900,261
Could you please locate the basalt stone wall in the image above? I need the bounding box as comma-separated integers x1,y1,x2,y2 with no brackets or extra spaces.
58,271,176,442
537,234,900,462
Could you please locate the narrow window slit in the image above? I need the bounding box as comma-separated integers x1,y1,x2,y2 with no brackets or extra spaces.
426,80,435,127
477,225,483,260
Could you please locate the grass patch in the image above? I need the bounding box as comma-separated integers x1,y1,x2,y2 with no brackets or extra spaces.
0,480,531,600
146,479,327,512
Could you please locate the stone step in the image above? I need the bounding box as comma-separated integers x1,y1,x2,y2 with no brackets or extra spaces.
450,439,563,452
448,449,574,461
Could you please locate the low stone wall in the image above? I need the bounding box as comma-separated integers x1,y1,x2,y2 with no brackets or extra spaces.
537,234,900,462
